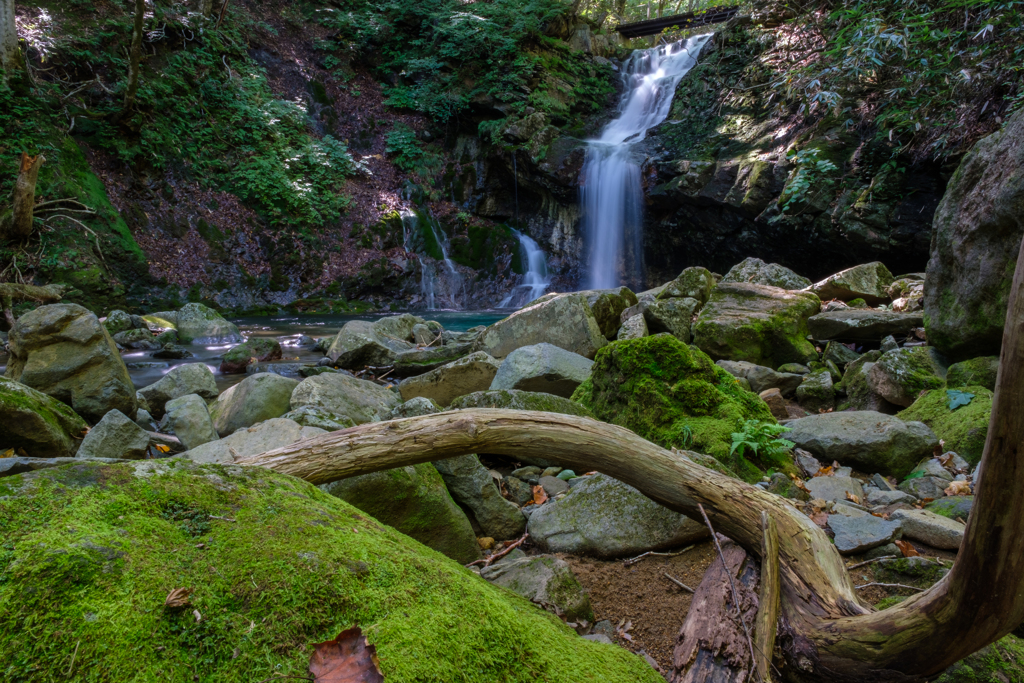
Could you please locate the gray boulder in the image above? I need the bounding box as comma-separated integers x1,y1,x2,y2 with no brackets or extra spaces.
787,411,938,477
291,372,398,424
616,313,648,340
828,514,903,554
642,297,699,342
867,347,948,407
578,287,639,339
692,282,820,367
162,394,219,450
489,343,593,398
480,555,593,622
866,489,917,507
476,293,608,359
399,352,500,407
924,107,1024,361
321,462,479,564
433,455,526,540
805,476,864,502
449,389,593,417
282,405,355,431
808,262,895,305
5,303,137,422
0,376,89,458
103,310,133,335
899,476,951,500
946,356,1000,392
716,360,804,397
326,317,417,369
76,409,150,459
175,303,242,344
209,373,299,436
184,417,326,464
656,266,716,304
837,351,900,413
796,370,835,413
388,396,442,419
807,309,924,342
721,257,812,290
526,473,707,558
137,363,219,419
393,343,473,377
890,509,965,550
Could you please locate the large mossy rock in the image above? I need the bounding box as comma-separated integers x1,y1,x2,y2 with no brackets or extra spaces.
321,463,481,564
219,338,282,374
327,314,423,369
527,473,707,558
898,386,992,465
480,555,594,623
579,287,639,339
924,107,1024,361
866,347,948,407
936,634,1024,683
692,282,820,368
571,335,779,480
291,372,399,424
5,303,137,422
434,455,527,541
0,376,88,458
175,303,243,344
656,266,716,304
720,257,812,290
946,356,999,391
476,293,608,359
807,309,924,343
809,262,895,305
210,373,299,436
449,389,594,416
786,411,938,478
0,460,660,682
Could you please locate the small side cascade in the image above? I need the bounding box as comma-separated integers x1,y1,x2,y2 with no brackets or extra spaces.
400,208,464,310
498,230,551,308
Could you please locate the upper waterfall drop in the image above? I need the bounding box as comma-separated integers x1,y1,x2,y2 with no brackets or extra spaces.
581,33,711,291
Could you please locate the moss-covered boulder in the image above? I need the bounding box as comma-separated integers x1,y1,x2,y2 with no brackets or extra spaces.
867,347,948,407
936,634,1024,682
321,462,481,564
0,376,89,458
946,356,999,391
0,460,661,682
579,287,639,340
175,303,243,345
219,338,283,374
809,262,895,305
655,266,716,304
897,386,992,465
692,282,820,368
571,335,781,480
720,257,812,290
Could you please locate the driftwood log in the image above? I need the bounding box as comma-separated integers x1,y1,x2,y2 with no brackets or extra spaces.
239,237,1024,682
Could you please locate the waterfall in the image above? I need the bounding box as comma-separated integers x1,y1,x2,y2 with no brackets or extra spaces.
400,209,464,310
498,230,551,308
581,33,711,290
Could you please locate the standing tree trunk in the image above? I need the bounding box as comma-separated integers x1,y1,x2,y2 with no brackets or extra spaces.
123,0,145,111
0,0,27,92
238,233,1024,682
199,0,214,17
0,153,44,242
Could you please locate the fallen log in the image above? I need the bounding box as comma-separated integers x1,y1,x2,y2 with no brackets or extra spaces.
0,282,67,327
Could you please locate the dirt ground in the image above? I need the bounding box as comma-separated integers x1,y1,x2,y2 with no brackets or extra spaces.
561,542,717,670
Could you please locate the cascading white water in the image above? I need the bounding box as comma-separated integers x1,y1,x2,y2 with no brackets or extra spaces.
498,230,551,308
581,34,711,290
400,209,464,310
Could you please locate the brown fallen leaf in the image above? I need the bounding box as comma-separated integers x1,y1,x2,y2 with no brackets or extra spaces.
164,587,193,610
816,465,834,477
0,448,14,458
895,540,920,558
531,485,548,506
845,492,861,505
809,510,829,528
945,480,971,496
309,627,384,682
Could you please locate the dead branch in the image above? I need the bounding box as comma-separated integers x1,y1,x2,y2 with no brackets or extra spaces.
465,532,528,568
754,512,780,683
624,545,695,566
664,572,695,593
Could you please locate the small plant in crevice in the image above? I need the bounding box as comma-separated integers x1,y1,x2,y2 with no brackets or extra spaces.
730,420,796,463
780,148,840,213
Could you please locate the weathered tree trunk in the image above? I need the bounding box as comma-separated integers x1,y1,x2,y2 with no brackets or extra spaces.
0,0,24,79
671,537,760,683
199,0,214,17
123,0,145,111
239,239,1024,682
0,153,44,242
0,282,66,326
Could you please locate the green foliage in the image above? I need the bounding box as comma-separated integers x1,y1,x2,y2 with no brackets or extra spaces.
729,420,796,461
947,389,975,410
385,124,428,172
780,148,839,212
773,0,1024,157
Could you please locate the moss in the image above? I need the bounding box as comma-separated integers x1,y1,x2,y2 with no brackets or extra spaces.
876,346,947,396
897,386,992,464
0,460,661,682
450,389,594,417
837,350,882,410
874,595,907,610
946,356,999,391
222,338,281,366
571,335,780,481
936,635,1024,683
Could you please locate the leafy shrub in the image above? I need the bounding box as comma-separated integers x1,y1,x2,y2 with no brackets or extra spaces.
729,420,795,463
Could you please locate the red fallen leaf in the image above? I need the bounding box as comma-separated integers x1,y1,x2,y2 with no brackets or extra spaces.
895,540,920,558
532,485,549,506
309,627,384,682
809,510,829,528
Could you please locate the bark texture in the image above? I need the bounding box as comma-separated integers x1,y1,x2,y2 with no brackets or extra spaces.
123,0,144,110
0,0,23,77
0,153,44,241
753,513,780,683
0,282,67,326
239,238,1024,682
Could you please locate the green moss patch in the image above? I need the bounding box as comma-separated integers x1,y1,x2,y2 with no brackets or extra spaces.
571,335,785,481
937,634,1024,683
897,386,992,464
0,460,660,682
